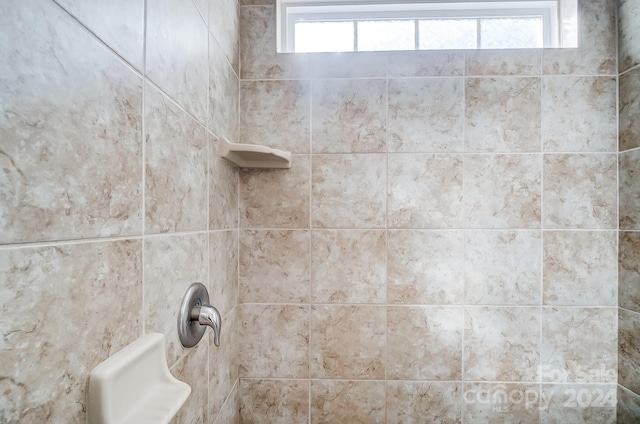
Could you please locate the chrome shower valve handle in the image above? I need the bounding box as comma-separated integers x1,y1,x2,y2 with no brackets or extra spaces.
178,283,222,348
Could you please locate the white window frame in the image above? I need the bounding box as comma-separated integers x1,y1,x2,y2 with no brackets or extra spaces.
277,0,560,53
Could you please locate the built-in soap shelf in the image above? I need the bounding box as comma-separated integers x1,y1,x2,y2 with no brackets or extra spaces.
219,137,292,169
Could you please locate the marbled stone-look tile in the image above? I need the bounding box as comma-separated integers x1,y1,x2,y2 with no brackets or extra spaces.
387,306,463,380
463,383,540,424
543,0,616,75
239,6,309,79
388,78,463,153
54,0,144,70
209,37,239,142
620,68,640,151
239,379,309,424
145,85,207,233
170,344,208,424
386,382,462,424
307,52,386,78
144,233,207,366
464,154,541,229
618,385,640,423
210,138,239,230
310,380,385,424
388,154,463,228
310,305,385,379
388,230,464,304
213,383,239,424
146,0,208,122
240,80,310,153
387,51,464,77
311,230,385,303
241,0,274,4
465,231,541,305
239,304,309,378
543,154,617,229
542,77,616,152
464,307,540,381
0,0,142,244
240,230,310,303
311,79,386,153
619,308,640,394
210,230,238,318
541,307,617,383
465,77,541,153
240,155,310,228
210,308,238,420
312,154,386,228
620,149,640,230
620,232,640,313
209,0,239,73
465,50,542,76
619,0,640,73
540,384,616,424
0,240,142,422
543,231,617,306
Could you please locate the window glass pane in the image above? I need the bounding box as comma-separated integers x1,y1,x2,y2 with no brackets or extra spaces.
295,21,354,52
418,19,477,49
480,17,543,49
357,20,415,51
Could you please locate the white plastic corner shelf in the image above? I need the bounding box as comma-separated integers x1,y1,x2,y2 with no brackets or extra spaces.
219,137,292,169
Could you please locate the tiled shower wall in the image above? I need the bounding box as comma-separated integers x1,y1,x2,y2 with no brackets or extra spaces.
0,0,240,422
617,0,640,420
236,0,621,422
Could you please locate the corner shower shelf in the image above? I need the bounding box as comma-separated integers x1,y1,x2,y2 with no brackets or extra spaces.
219,137,292,169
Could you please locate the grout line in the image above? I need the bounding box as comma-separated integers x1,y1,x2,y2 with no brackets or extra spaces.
239,73,619,82
141,0,148,337
460,50,467,424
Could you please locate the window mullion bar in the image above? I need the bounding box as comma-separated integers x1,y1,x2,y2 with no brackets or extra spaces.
354,20,358,51
476,18,481,48
414,19,419,50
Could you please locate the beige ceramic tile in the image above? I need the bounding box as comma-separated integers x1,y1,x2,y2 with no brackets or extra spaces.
465,50,542,76
209,37,239,142
213,383,239,424
620,68,640,151
543,0,616,75
465,231,541,305
240,80,310,153
171,344,208,424
387,230,464,304
312,154,386,228
619,232,640,313
209,308,238,420
387,306,463,380
543,154,617,229
619,0,640,72
307,52,387,78
145,85,208,234
240,230,310,303
386,382,462,424
388,78,463,153
387,51,464,77
0,0,142,244
239,379,309,424
619,308,640,394
620,150,640,230
210,138,239,230
144,233,208,366
311,230,385,303
542,77,616,152
241,0,274,4
239,6,309,79
310,305,385,379
463,383,540,423
464,154,541,229
310,380,385,424
541,307,617,383
239,304,309,378
540,384,617,424
209,0,239,73
0,240,141,422
388,154,463,228
209,230,239,317
311,79,386,153
617,385,640,422
54,0,144,70
464,307,540,381
146,0,208,122
240,155,310,228
543,231,617,306
465,77,541,153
